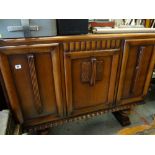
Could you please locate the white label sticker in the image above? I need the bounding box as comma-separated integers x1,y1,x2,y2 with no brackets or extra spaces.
15,64,22,69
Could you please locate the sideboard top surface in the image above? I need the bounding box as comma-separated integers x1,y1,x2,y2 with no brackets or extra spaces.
0,33,155,46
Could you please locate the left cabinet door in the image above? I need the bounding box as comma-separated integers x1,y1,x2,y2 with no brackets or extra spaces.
0,43,63,125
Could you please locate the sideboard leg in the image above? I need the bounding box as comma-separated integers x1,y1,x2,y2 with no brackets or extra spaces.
113,108,131,126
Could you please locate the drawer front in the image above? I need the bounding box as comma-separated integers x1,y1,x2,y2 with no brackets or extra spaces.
0,44,63,123
117,39,155,105
64,49,120,116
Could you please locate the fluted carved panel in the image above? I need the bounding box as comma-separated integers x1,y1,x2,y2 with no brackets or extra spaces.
63,39,121,52
27,54,43,114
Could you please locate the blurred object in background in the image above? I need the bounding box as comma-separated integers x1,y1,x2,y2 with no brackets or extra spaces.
0,19,57,38
89,19,114,32
89,19,115,28
57,19,88,35
115,19,155,28
114,19,145,28
90,19,155,34
145,19,155,28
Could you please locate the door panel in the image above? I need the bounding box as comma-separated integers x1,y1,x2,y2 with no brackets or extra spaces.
64,49,120,116
0,44,63,123
117,39,155,105
72,56,111,109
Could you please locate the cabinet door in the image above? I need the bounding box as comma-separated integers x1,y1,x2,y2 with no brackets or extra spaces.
64,49,120,116
117,39,155,105
0,43,63,124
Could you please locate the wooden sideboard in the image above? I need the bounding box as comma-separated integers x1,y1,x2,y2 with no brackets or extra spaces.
0,33,155,133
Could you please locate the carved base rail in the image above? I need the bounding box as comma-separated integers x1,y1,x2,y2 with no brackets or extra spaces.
25,102,144,133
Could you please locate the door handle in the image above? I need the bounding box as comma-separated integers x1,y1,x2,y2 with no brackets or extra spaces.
81,58,103,86
90,57,97,86
131,46,146,94
136,46,145,70
27,54,43,114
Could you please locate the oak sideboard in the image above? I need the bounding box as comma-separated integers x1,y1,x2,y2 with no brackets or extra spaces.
0,33,155,133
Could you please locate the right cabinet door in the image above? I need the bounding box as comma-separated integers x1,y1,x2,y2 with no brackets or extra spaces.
117,39,155,105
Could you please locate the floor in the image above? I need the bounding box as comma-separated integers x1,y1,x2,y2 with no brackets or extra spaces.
49,84,155,135
0,110,10,135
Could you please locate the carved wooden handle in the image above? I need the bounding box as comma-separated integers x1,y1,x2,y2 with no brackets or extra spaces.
136,46,145,70
131,46,146,94
90,57,97,86
81,58,103,86
27,54,43,114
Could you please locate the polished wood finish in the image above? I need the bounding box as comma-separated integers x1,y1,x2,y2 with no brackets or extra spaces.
0,34,155,132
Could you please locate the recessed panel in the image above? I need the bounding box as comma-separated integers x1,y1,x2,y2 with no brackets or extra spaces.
72,56,112,110
122,45,153,99
9,52,58,120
